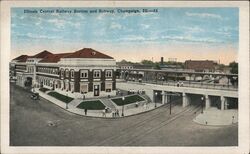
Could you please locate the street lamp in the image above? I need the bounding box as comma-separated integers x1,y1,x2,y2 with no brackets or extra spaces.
167,92,180,115
169,94,172,115
155,92,158,108
201,96,204,114
122,96,125,116
66,92,69,109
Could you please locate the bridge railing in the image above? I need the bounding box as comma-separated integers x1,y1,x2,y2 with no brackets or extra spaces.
126,80,238,91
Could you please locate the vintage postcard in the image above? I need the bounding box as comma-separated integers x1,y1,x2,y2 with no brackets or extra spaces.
1,1,249,154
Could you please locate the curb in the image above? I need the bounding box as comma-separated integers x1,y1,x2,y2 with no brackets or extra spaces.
38,91,165,119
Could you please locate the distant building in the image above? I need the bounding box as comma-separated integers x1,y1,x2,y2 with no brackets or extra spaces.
117,61,153,80
10,48,117,98
184,60,216,72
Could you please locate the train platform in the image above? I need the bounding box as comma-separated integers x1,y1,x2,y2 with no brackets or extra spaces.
193,107,238,126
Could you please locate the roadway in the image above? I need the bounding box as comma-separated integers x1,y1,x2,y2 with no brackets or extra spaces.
10,83,237,146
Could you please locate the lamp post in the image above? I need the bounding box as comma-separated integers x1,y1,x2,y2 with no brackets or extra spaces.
66,92,69,109
122,96,125,117
155,92,158,108
169,95,172,115
166,92,180,115
201,96,204,114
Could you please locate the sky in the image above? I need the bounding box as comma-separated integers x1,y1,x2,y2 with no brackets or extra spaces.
11,7,239,64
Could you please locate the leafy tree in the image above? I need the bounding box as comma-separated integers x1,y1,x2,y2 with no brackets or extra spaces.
141,60,154,65
229,61,238,74
154,63,161,70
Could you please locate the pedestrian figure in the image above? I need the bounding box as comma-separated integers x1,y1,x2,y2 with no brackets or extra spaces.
177,81,180,87
143,103,147,110
112,110,115,117
181,81,184,87
135,102,139,108
84,108,87,115
105,107,108,113
102,109,106,117
116,109,120,117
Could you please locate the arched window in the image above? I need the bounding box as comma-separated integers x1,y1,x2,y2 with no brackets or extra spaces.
61,68,64,78
65,69,69,77
71,70,74,78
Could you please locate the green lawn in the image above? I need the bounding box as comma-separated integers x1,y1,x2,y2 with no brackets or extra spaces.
39,87,50,93
112,95,145,106
48,92,73,104
77,100,105,110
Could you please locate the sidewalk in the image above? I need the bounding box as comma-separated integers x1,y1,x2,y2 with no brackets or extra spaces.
193,107,238,126
34,88,163,118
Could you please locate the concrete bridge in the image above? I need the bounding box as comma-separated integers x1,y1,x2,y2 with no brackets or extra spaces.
116,81,238,111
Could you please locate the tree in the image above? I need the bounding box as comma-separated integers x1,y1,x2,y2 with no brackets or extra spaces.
229,61,238,74
154,63,161,70
141,60,154,66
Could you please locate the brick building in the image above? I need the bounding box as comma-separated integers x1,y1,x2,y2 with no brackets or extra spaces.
10,48,117,98
184,60,216,72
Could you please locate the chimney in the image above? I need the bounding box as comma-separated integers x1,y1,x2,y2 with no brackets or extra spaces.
161,57,164,65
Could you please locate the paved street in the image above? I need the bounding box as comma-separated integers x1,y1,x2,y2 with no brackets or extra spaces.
10,83,238,146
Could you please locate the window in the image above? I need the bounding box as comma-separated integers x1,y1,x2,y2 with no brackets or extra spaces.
65,69,69,77
105,83,112,92
93,70,101,78
61,69,64,77
105,70,112,78
80,70,88,78
80,83,88,93
70,82,74,92
71,70,74,78
65,82,69,91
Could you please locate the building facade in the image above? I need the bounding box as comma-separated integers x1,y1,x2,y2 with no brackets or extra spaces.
184,60,216,72
10,48,117,98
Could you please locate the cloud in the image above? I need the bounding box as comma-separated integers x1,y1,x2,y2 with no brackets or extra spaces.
47,18,66,28
110,22,122,30
16,32,61,40
119,35,158,42
181,26,204,33
185,12,222,20
141,24,150,29
161,35,222,43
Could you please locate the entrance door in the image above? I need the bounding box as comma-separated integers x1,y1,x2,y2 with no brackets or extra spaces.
25,77,33,87
94,85,100,96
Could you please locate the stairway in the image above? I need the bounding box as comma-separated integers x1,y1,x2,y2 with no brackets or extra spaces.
101,98,117,110
141,94,152,103
68,99,82,108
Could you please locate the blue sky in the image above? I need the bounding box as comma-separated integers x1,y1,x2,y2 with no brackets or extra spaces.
11,7,239,64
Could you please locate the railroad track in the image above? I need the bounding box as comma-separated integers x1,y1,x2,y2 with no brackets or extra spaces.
90,101,200,146
123,105,201,146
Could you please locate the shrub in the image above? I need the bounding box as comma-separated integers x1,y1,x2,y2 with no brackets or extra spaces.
112,95,145,106
48,92,73,103
77,100,105,110
39,87,50,93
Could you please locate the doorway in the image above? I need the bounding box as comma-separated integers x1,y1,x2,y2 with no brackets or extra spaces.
94,85,100,96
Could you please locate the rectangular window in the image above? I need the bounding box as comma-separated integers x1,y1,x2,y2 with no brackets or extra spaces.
105,83,112,92
80,84,88,93
80,70,88,78
70,83,74,92
93,70,101,78
105,70,112,78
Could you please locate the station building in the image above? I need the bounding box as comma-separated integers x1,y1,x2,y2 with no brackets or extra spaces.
10,48,117,98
